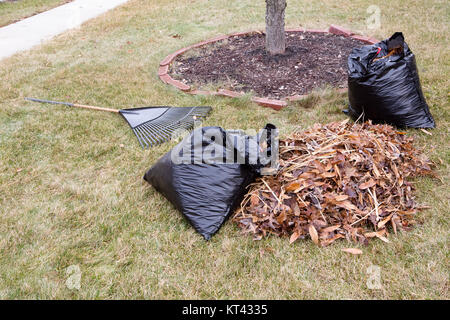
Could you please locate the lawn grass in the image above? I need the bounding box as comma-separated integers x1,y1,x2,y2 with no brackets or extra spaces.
0,0,72,27
0,0,448,299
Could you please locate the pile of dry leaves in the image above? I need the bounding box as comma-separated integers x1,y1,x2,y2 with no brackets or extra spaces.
233,120,436,247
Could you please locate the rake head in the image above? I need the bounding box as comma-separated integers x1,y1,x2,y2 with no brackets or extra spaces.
119,106,212,149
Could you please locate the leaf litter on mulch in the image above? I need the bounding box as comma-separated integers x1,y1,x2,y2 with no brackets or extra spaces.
233,120,437,247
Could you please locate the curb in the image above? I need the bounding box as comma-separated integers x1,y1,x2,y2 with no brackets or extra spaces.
158,25,379,111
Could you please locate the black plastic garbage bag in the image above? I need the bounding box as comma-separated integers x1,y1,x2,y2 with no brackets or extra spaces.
347,32,435,128
144,124,277,240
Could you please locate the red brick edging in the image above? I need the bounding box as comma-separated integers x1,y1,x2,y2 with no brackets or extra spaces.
158,25,378,110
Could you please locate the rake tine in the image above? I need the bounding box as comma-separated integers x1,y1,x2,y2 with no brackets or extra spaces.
151,116,196,135
142,121,176,145
174,118,198,130
140,126,159,148
170,119,197,132
194,114,210,119
141,122,172,144
157,107,198,125
146,117,194,139
160,108,206,125
132,128,148,149
141,112,199,144
135,107,211,148
192,107,211,115
150,112,189,126
139,124,161,146
143,122,175,141
151,122,192,142
130,107,199,148
137,125,156,146
131,129,144,148
144,128,162,147
169,121,195,132
148,121,190,141
146,126,165,146
191,109,210,115
135,127,152,148
138,126,154,148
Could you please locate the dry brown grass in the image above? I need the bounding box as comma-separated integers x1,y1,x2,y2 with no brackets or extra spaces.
0,0,72,27
0,0,448,299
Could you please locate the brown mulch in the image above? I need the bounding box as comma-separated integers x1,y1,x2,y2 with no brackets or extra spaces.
233,120,437,247
170,31,366,99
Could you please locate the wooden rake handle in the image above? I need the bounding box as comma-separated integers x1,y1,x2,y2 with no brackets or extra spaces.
25,98,120,113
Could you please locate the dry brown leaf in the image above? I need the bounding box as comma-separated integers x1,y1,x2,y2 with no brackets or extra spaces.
309,225,319,245
321,234,344,246
392,163,400,180
359,179,376,190
322,172,336,178
364,232,378,238
341,248,363,255
285,181,301,192
334,195,349,202
391,218,397,235
334,164,341,180
276,211,287,224
365,231,390,243
292,201,300,216
250,193,259,206
377,213,393,229
420,128,432,136
377,235,390,243
336,201,359,211
289,231,300,244
321,225,341,233
372,164,381,178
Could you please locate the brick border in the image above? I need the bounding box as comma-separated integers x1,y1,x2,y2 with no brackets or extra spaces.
158,25,379,110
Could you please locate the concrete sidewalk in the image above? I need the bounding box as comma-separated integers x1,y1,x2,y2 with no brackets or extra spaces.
0,0,129,61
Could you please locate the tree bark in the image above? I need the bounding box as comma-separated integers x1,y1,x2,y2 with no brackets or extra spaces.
265,0,286,55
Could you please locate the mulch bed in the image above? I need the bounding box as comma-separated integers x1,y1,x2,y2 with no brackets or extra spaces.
170,31,367,99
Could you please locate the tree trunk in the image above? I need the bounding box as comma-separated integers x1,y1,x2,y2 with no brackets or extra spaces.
265,0,286,55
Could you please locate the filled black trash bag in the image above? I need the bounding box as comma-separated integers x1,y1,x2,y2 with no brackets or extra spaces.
347,32,435,128
144,124,277,240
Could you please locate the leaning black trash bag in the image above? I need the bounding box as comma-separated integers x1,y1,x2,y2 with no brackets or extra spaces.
347,32,435,128
144,124,277,240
